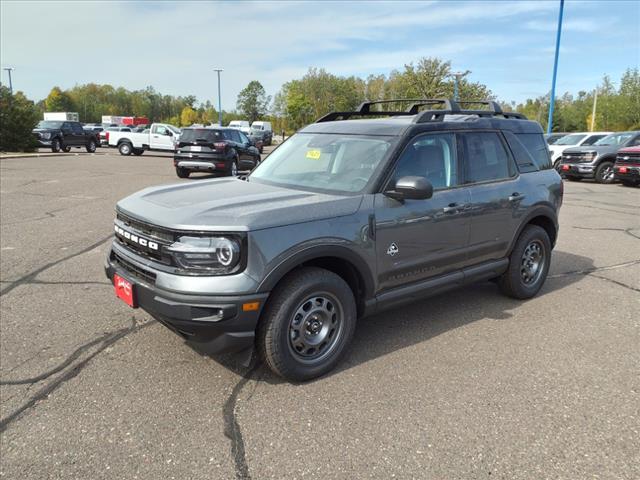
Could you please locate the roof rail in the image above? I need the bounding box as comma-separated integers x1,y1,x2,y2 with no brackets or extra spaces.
315,98,527,123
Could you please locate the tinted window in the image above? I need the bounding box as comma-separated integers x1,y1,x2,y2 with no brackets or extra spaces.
554,134,586,145
595,132,635,146
629,135,640,147
37,121,63,129
392,133,459,190
515,133,551,169
179,128,224,143
229,130,241,143
72,123,84,135
462,132,515,183
582,135,607,146
238,131,250,144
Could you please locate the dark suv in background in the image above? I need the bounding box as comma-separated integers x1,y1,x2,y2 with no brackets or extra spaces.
32,120,99,153
560,131,640,183
106,99,562,381
173,127,261,178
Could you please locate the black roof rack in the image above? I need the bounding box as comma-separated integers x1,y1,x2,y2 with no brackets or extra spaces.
315,98,527,123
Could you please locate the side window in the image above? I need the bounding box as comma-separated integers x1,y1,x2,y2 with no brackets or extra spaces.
630,135,640,147
392,133,458,190
238,131,249,144
72,123,84,135
461,132,516,183
515,133,551,169
582,135,605,146
61,122,72,132
229,130,241,143
155,125,167,135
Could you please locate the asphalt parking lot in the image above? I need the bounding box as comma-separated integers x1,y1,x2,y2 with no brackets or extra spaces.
1,150,638,479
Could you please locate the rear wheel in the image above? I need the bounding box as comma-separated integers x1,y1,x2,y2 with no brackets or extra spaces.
176,167,190,178
595,161,615,184
228,158,238,176
51,138,61,153
118,142,132,156
257,267,357,381
498,225,551,300
86,139,97,153
132,148,144,156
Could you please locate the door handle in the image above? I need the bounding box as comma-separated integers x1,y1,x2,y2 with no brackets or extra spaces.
508,192,525,202
443,203,467,214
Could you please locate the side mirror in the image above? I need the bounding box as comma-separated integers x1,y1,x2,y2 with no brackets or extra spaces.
166,130,173,136
385,176,433,201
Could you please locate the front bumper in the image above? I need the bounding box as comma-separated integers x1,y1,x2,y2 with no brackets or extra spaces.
614,165,640,182
559,163,596,178
105,245,268,354
36,139,52,147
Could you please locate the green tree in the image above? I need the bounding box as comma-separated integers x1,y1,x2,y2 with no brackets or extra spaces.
0,86,40,152
236,81,271,123
45,86,74,112
180,106,199,126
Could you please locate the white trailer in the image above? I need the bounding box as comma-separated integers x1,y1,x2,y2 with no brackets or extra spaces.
102,115,124,125
44,112,79,122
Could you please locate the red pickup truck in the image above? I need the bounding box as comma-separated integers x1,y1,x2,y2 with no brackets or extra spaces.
614,146,640,187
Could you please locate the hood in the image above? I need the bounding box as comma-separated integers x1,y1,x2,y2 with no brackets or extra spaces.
116,177,363,232
563,145,618,156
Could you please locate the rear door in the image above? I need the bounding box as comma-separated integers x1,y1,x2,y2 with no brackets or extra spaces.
70,122,86,145
461,131,524,265
374,132,472,292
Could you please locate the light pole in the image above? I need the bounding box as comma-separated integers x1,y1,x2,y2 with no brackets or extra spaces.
547,0,565,134
450,71,468,101
3,67,14,94
213,68,223,126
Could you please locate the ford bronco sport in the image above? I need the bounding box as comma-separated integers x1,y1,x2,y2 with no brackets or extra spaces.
106,99,562,381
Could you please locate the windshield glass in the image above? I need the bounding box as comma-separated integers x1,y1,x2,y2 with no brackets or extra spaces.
167,125,181,134
595,132,634,146
249,133,398,194
554,134,586,145
179,128,224,143
37,121,63,129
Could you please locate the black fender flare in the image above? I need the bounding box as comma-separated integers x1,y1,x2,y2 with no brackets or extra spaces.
257,244,375,299
508,204,559,253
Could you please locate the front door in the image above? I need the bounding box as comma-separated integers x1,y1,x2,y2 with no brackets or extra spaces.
150,125,174,150
374,132,471,292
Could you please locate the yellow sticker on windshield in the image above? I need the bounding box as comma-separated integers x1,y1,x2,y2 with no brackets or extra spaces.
306,149,322,160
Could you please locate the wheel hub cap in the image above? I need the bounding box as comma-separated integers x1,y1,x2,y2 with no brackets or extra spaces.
520,240,545,285
289,295,342,361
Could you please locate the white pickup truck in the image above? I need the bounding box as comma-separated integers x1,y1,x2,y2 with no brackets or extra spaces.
108,123,181,156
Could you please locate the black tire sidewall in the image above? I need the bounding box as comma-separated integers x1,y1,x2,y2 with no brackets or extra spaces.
259,268,357,381
500,225,551,299
595,161,614,184
86,140,96,153
176,167,189,178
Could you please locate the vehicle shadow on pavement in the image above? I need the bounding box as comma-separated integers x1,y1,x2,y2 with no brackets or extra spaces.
208,250,593,384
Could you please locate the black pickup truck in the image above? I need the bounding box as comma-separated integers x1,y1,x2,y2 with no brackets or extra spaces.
32,120,98,153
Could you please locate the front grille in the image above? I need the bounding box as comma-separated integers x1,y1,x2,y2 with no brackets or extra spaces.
117,212,174,242
115,212,174,265
616,153,640,165
112,250,157,285
33,132,42,140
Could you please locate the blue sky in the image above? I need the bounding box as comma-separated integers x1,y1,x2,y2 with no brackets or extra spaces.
1,0,638,111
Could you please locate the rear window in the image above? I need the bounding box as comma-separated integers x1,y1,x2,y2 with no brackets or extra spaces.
515,133,551,170
179,128,224,143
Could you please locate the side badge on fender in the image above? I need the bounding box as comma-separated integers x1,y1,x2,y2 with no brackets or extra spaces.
387,243,399,256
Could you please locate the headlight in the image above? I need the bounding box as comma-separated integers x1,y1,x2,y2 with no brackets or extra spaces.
41,132,51,140
167,236,241,273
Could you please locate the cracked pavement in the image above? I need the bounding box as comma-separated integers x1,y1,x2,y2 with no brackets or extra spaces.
1,152,639,479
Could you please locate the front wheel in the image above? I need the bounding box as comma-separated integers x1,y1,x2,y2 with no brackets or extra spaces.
118,142,132,156
51,138,61,153
86,139,97,153
595,161,615,184
257,267,357,382
499,225,551,299
228,159,238,177
132,148,144,156
176,167,190,178
621,180,639,188
62,145,71,153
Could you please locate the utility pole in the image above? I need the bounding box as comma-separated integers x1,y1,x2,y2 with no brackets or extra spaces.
3,67,14,94
590,88,598,132
547,0,565,134
213,68,223,126
451,71,466,101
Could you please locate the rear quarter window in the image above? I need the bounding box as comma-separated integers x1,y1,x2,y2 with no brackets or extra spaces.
516,133,552,170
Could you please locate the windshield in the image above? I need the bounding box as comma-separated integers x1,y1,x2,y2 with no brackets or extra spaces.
595,132,635,146
37,120,63,129
167,125,181,134
179,128,224,143
249,133,398,194
554,134,586,146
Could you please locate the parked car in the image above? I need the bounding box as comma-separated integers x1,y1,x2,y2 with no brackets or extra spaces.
105,98,562,381
99,126,132,146
250,121,273,145
228,120,251,134
560,131,640,183
614,146,640,187
173,126,261,178
247,130,265,153
108,123,181,155
545,132,568,145
32,120,98,153
548,131,612,168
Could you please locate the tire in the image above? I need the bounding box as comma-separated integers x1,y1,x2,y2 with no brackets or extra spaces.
257,267,357,382
86,139,97,153
132,148,144,156
176,167,190,178
118,142,132,156
621,180,639,188
228,158,238,177
62,145,71,153
565,176,581,182
595,161,615,184
51,138,61,153
498,225,551,300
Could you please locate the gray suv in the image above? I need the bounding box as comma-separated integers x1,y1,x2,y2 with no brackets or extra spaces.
105,99,562,381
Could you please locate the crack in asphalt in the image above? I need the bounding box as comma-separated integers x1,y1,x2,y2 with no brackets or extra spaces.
589,274,640,293
562,202,639,216
572,226,640,241
548,259,640,279
0,316,154,434
0,234,112,297
223,361,262,480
